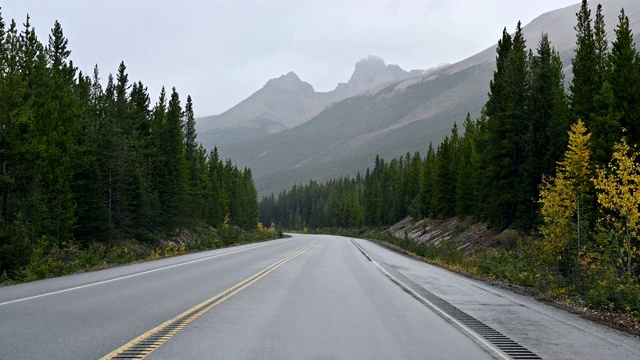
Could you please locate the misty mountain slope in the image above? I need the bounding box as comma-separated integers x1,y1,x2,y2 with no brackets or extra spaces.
215,0,640,196
196,56,425,146
222,62,492,194
196,72,329,146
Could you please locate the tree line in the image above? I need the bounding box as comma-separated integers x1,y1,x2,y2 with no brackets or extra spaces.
0,10,259,277
260,1,640,296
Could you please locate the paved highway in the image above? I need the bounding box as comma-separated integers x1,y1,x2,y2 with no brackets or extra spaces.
1,234,638,359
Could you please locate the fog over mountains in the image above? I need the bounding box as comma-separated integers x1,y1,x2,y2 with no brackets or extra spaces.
197,0,640,196
196,56,427,146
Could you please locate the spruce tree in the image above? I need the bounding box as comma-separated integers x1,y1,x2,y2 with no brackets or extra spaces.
159,87,188,228
39,20,80,242
521,33,569,230
406,152,422,219
608,8,640,147
591,83,622,165
593,4,608,86
206,147,224,227
420,143,436,219
456,114,478,218
569,0,598,126
483,22,529,229
0,8,5,51
240,168,259,229
129,81,156,230
432,135,456,218
183,95,200,220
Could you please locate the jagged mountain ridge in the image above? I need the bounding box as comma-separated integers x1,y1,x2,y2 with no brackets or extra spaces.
215,0,640,196
196,56,426,146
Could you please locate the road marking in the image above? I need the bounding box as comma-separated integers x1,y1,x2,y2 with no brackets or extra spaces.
100,240,316,360
349,239,511,360
0,239,291,307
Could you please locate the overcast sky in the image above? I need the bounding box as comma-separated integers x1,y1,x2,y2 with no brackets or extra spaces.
3,0,578,116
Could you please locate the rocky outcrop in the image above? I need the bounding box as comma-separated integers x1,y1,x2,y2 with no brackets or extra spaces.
388,217,501,254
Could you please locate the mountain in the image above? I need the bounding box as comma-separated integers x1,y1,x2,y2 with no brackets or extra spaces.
333,55,427,97
213,0,640,196
196,56,426,146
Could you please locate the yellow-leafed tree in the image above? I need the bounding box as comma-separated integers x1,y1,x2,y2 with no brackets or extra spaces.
539,120,592,265
593,137,640,275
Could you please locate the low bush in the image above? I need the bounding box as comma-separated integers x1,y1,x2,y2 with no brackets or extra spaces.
2,224,281,285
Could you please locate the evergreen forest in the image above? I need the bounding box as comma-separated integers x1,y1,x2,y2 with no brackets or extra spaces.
260,2,640,314
0,10,262,281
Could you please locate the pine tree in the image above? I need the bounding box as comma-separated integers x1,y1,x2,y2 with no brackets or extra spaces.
182,95,201,219
594,4,608,86
128,81,155,230
456,114,478,218
570,0,598,126
37,20,80,242
114,61,131,129
483,22,529,229
521,33,570,230
608,8,640,147
406,152,422,219
420,143,436,219
529,33,570,177
206,147,224,227
74,65,110,243
432,135,456,218
590,83,622,165
0,18,34,271
1,19,21,226
159,87,188,228
240,168,259,229
183,95,197,163
0,7,5,51
100,70,133,240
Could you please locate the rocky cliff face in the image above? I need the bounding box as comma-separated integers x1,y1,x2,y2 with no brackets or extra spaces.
335,55,425,96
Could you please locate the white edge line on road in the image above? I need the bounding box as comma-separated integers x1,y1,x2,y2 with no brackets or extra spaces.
0,239,291,307
350,239,510,360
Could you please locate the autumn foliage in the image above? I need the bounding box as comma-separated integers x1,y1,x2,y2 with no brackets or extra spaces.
593,138,640,276
540,120,640,312
539,120,591,267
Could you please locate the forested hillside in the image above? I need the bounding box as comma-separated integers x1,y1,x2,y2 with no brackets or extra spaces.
0,11,260,280
260,2,640,314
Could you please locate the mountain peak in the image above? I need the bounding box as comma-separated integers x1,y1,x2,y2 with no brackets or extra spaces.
337,55,423,94
357,55,387,67
263,71,315,93
349,55,391,86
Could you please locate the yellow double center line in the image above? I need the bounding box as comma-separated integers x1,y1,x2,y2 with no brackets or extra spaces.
100,241,317,360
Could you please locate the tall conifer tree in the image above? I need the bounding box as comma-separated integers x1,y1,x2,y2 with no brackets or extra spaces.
608,8,640,147
521,33,569,230
160,87,188,228
483,23,529,229
570,0,598,126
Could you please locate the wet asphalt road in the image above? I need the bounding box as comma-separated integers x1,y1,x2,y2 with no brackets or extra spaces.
1,235,492,359
1,234,638,359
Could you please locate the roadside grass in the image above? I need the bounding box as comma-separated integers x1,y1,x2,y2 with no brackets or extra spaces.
0,224,281,286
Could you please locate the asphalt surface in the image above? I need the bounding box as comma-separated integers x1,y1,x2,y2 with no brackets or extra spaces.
146,235,491,359
354,238,640,360
1,234,638,359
